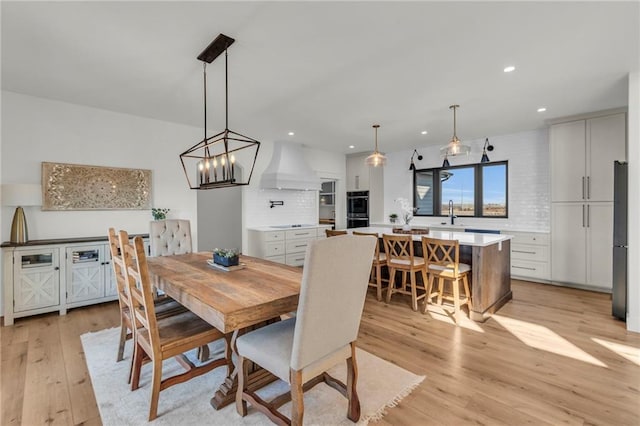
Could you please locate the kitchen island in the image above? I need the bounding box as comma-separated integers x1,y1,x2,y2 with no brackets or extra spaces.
354,227,513,322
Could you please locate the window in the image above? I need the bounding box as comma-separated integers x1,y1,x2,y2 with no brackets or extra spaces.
413,161,508,218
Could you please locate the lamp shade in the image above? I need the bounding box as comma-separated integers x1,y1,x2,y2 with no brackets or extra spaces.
2,184,42,207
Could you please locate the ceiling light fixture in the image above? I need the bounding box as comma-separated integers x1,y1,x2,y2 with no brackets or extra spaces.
179,34,260,189
348,145,355,149
440,104,471,159
537,107,547,112
504,66,515,73
481,138,494,163
288,131,295,136
421,130,428,135
365,124,386,167
409,149,423,171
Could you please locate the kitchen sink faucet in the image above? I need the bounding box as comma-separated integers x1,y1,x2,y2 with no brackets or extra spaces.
448,200,456,225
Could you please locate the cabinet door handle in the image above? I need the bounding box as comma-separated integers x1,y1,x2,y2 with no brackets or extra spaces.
587,176,590,199
582,205,585,228
582,177,585,200
513,250,536,255
513,265,536,271
587,204,590,227
54,266,60,271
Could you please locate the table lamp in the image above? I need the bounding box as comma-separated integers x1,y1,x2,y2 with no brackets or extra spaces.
2,184,42,244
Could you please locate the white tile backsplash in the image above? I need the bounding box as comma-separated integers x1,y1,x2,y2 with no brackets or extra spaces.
244,188,318,228
383,128,550,232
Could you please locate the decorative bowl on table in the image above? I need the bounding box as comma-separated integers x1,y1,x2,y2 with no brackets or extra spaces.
392,227,430,235
213,248,239,267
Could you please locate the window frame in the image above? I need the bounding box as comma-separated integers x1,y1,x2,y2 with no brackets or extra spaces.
412,160,509,218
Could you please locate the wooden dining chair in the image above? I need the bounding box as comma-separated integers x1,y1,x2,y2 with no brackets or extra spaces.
325,229,348,237
235,235,376,425
383,234,428,311
421,236,472,322
122,233,229,421
107,228,187,381
353,231,387,301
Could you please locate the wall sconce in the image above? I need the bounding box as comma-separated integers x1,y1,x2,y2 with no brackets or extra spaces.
269,200,284,208
442,154,450,168
481,138,494,163
2,184,42,244
408,149,423,171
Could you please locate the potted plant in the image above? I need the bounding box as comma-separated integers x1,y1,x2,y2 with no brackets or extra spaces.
213,248,240,267
389,213,398,224
151,208,170,221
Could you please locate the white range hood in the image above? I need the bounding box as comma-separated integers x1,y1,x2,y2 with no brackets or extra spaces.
260,141,321,191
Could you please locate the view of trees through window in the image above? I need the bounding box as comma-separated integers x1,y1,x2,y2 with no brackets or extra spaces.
413,161,508,218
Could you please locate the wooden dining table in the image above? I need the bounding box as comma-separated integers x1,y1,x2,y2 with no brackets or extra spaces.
146,252,302,409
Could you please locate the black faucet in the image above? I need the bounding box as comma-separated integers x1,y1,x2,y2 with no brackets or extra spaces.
448,200,456,225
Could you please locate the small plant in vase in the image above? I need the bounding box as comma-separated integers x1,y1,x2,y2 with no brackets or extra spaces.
213,248,239,267
151,208,170,221
389,213,398,224
395,198,418,230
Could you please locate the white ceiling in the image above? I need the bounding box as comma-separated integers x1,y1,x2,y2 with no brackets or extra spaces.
2,1,638,155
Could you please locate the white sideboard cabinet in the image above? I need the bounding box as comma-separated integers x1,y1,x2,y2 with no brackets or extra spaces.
2,234,149,325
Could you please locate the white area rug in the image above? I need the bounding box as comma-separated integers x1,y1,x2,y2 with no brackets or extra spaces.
82,327,424,425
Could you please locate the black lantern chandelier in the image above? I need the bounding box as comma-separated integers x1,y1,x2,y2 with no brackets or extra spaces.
180,34,260,189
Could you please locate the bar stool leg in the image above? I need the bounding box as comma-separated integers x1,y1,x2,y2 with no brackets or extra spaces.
452,278,461,322
386,268,397,304
410,271,418,311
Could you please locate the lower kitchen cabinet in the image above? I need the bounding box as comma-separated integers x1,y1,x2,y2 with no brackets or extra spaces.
247,226,331,266
551,202,613,291
2,234,148,326
509,232,550,282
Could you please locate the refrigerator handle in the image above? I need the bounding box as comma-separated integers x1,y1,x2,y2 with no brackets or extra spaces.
582,177,585,200
587,176,590,200
587,204,590,227
582,205,585,227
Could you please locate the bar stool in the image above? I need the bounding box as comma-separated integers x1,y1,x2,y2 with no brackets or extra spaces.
421,236,472,322
353,231,387,301
382,234,427,311
326,229,348,237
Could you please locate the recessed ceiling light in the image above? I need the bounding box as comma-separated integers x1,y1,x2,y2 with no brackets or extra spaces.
288,131,295,136
503,66,515,73
348,145,355,149
421,130,428,135
537,107,547,112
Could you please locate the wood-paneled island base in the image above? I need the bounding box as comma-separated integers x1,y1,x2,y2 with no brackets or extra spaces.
353,227,513,322
146,253,302,410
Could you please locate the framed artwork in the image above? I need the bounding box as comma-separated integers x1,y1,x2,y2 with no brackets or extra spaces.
42,162,152,210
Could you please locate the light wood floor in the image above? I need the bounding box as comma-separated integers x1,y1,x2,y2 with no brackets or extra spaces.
2,280,639,425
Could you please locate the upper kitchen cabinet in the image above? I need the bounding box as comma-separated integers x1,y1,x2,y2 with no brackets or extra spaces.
550,112,626,202
346,153,369,191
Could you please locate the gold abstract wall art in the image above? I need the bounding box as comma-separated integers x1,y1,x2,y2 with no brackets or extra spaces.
42,162,152,210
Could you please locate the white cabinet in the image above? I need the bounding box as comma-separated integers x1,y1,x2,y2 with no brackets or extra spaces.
550,111,625,291
2,234,148,326
11,248,61,314
551,202,613,290
65,243,116,308
247,226,332,267
346,153,369,191
550,113,626,203
510,232,550,282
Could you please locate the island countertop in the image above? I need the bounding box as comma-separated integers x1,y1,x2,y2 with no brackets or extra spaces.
352,226,512,248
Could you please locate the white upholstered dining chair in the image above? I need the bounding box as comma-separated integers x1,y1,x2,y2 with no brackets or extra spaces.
235,234,376,425
149,219,192,256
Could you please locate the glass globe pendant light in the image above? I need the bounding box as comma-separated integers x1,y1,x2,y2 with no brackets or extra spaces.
365,124,386,167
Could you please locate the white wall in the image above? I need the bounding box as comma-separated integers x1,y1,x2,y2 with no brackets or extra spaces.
627,72,639,332
382,129,549,232
1,91,201,315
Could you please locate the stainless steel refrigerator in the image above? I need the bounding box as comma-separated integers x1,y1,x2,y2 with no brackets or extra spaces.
612,161,628,320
